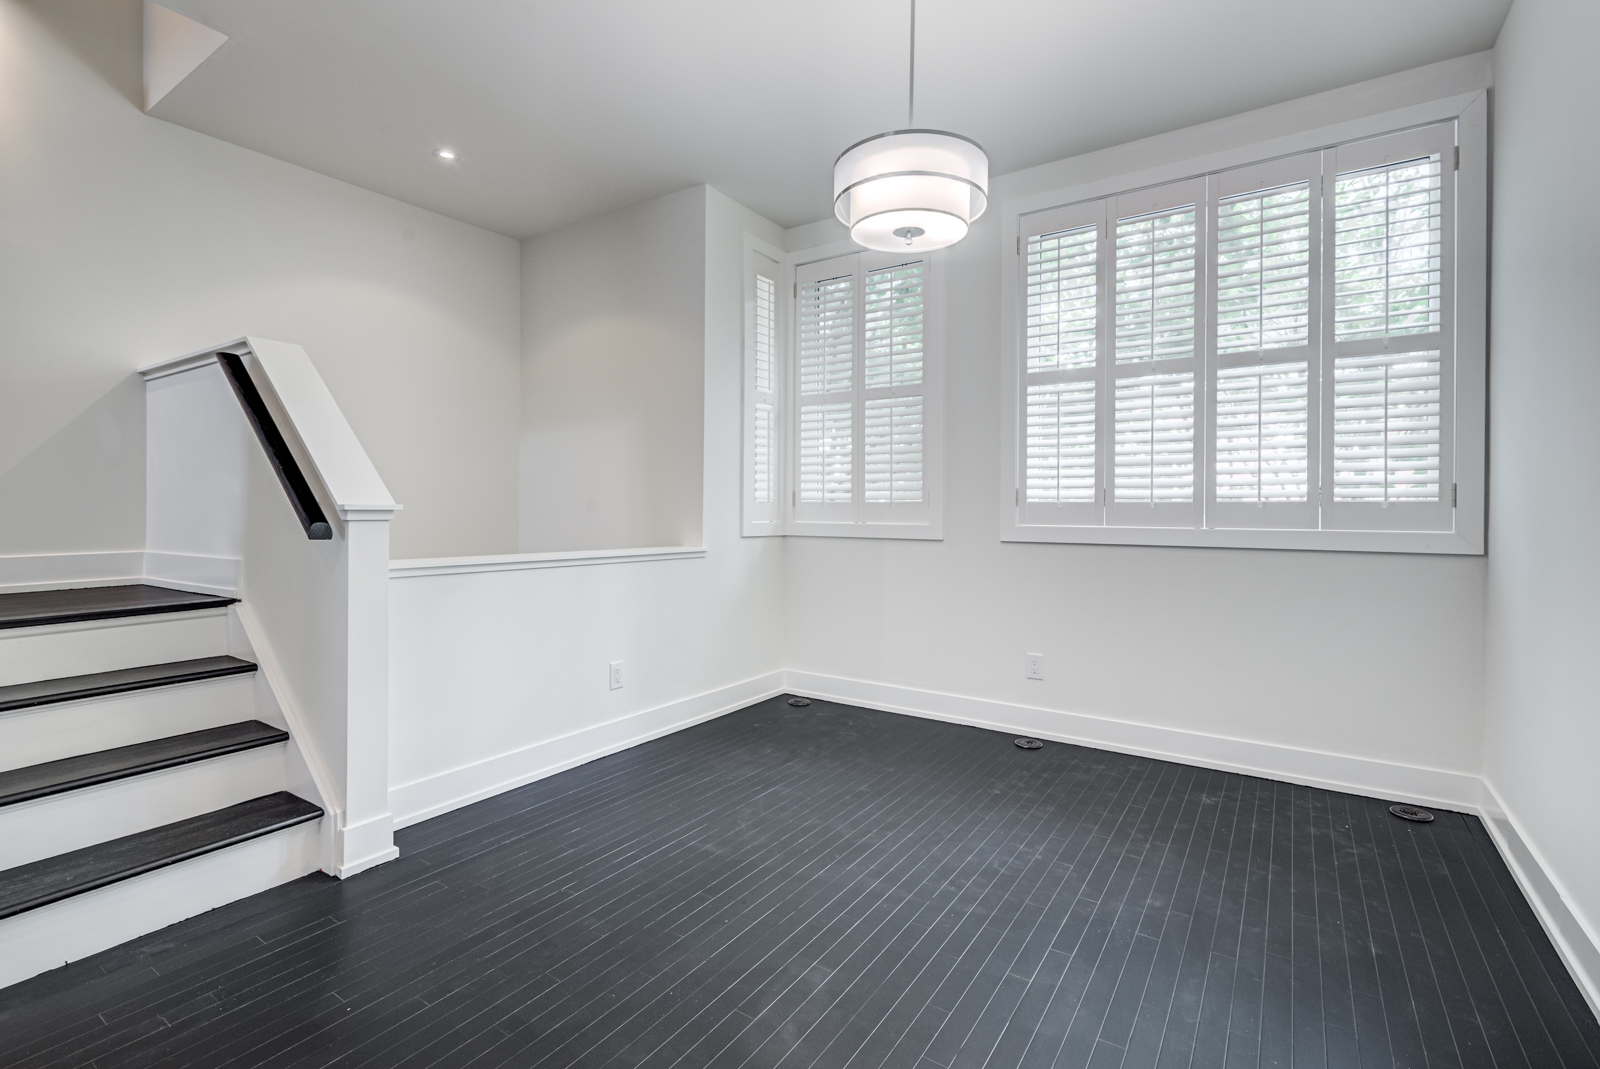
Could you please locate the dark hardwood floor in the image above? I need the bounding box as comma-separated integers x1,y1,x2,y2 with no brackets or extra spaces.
1,697,1595,1068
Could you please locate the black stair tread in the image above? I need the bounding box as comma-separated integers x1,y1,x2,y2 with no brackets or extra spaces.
0,656,258,714
0,792,322,920
0,721,288,809
0,585,236,631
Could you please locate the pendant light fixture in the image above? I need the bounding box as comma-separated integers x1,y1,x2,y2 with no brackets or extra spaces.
833,0,988,253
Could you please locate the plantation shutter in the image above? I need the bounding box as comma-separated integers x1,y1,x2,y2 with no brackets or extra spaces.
1207,153,1320,530
1322,124,1454,533
861,257,928,518
1106,178,1204,528
743,248,782,532
794,256,857,521
1018,200,1104,526
793,251,935,527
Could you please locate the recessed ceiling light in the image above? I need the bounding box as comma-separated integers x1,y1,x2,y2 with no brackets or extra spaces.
435,148,457,161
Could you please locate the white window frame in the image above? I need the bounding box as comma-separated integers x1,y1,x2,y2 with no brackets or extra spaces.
742,235,945,540
1000,91,1486,554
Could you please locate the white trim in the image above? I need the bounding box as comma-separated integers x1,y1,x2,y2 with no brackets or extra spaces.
783,670,1481,810
143,551,239,597
388,670,784,828
335,812,400,879
1001,90,1488,222
0,552,145,594
389,546,707,579
1480,780,1600,1021
1000,90,1488,556
243,337,398,516
137,343,230,381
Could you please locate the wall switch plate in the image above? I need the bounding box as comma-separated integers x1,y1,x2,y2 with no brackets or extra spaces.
609,660,624,690
1025,654,1044,681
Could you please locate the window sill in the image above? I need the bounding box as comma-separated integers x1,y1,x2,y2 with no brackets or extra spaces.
1001,522,1481,555
785,520,943,541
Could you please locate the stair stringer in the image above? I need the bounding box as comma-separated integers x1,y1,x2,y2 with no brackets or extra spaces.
229,603,341,876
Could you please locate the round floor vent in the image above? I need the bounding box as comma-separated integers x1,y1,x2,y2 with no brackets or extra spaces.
786,697,812,707
1389,804,1435,822
1013,737,1044,750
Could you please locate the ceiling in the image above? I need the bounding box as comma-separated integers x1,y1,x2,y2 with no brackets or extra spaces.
153,0,1510,239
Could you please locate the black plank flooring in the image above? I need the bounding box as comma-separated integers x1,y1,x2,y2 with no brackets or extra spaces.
0,698,1594,1068
0,585,235,630
0,656,258,713
0,721,288,808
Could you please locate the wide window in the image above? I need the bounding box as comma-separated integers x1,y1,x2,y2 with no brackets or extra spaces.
745,243,944,539
1004,112,1484,554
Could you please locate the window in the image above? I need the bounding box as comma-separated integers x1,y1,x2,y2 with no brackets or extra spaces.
744,241,943,539
1003,106,1484,554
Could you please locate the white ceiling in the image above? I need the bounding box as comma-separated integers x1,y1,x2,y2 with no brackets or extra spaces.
153,0,1510,239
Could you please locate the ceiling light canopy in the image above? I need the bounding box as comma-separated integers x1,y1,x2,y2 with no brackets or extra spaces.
833,0,987,253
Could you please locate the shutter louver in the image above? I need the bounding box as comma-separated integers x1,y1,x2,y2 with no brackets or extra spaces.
1115,372,1195,502
751,273,778,507
1333,156,1442,341
1215,363,1309,502
1332,351,1441,502
864,397,924,502
799,402,853,503
754,274,776,394
1217,183,1310,353
799,273,854,394
864,261,925,388
1027,225,1097,372
1026,381,1096,503
1116,207,1197,362
752,401,774,505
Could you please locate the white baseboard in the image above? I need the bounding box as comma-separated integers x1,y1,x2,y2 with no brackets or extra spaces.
784,670,1483,811
0,550,239,597
0,551,144,593
143,551,240,597
1479,780,1600,1021
388,671,786,829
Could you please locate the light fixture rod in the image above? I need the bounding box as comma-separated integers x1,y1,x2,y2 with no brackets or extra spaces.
908,0,916,127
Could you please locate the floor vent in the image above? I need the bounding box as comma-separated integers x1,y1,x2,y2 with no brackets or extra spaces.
1389,804,1436,822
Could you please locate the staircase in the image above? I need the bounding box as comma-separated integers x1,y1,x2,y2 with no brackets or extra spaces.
0,584,325,988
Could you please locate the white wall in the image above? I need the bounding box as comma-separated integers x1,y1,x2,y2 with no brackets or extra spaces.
782,55,1493,806
389,186,787,825
519,186,707,552
1484,0,1600,1009
0,0,521,561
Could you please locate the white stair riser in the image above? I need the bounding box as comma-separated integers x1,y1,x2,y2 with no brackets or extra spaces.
0,675,260,773
0,611,231,687
0,746,287,870
0,820,321,990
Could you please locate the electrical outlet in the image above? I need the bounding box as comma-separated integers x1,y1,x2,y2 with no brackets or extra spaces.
609,660,624,690
1025,653,1044,681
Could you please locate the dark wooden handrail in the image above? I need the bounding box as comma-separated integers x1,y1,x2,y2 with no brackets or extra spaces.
215,352,332,540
